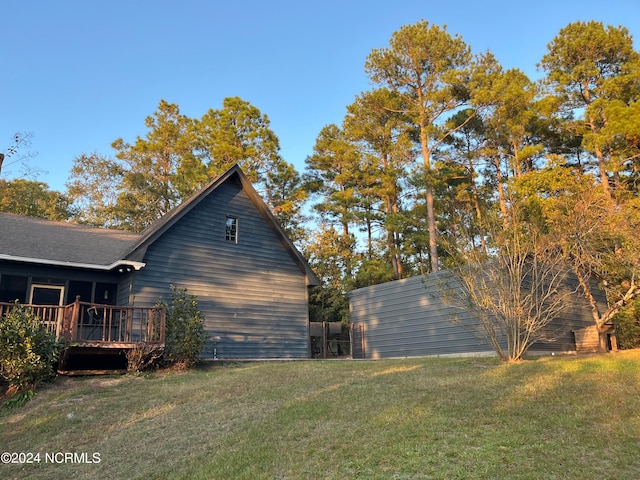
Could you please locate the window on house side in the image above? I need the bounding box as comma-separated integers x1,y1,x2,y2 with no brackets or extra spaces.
225,216,238,243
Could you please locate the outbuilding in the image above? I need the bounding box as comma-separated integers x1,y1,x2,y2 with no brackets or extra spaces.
347,271,610,359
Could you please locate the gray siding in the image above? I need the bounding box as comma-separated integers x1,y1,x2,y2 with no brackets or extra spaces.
348,273,494,359
131,179,310,359
117,274,134,307
348,271,606,359
528,275,605,352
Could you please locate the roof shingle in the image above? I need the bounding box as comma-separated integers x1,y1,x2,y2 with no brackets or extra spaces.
0,213,141,267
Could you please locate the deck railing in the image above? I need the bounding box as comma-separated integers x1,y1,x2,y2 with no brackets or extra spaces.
0,297,166,347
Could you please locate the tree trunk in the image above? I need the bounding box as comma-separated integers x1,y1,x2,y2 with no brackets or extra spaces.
386,197,402,279
593,142,612,201
586,95,612,200
425,182,438,272
468,157,486,254
493,155,509,229
420,137,438,272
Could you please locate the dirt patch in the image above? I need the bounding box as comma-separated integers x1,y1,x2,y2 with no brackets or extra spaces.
1,375,126,405
50,375,134,391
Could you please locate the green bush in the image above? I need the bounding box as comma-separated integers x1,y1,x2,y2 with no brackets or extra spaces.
0,304,62,388
3,389,35,409
158,285,206,368
616,298,640,349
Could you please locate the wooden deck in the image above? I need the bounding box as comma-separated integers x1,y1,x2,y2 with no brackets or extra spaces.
0,297,166,374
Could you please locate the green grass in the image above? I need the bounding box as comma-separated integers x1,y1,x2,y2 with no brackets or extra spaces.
2,351,640,479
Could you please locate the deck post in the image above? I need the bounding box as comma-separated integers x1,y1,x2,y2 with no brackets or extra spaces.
69,295,81,342
159,308,166,344
55,307,64,340
154,310,159,343
61,305,73,341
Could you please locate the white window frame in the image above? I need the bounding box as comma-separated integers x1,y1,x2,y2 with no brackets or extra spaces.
29,284,65,306
225,216,238,244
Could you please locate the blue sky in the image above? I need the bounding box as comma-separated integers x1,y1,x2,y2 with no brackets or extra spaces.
2,0,639,192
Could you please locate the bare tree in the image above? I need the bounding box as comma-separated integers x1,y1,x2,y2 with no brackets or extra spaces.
1,132,40,178
445,213,578,362
550,184,640,351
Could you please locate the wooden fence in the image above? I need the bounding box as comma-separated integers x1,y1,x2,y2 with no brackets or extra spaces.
309,322,365,359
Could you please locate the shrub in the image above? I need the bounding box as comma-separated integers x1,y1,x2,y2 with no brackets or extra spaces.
125,344,164,373
158,285,206,368
3,389,35,409
615,298,640,349
0,303,62,389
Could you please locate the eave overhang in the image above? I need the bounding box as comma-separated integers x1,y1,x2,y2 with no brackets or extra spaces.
0,254,146,272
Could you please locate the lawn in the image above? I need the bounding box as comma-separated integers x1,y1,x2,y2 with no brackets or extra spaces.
2,350,640,479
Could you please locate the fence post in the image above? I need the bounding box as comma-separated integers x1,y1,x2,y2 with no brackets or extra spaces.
349,324,365,359
322,321,327,359
349,323,354,359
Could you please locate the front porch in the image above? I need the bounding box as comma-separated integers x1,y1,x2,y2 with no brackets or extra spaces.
0,296,166,374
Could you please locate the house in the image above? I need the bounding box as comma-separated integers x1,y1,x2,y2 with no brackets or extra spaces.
0,165,320,363
347,271,611,359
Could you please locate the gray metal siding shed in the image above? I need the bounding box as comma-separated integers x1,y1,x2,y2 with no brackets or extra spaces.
527,275,607,352
349,271,607,359
130,178,311,359
348,274,494,359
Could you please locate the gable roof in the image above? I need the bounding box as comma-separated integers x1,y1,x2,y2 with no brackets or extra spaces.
124,164,320,286
0,165,320,285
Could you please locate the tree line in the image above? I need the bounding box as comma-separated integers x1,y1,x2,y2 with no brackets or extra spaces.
2,20,639,345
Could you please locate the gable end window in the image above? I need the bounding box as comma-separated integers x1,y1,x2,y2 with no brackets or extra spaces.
225,216,238,244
